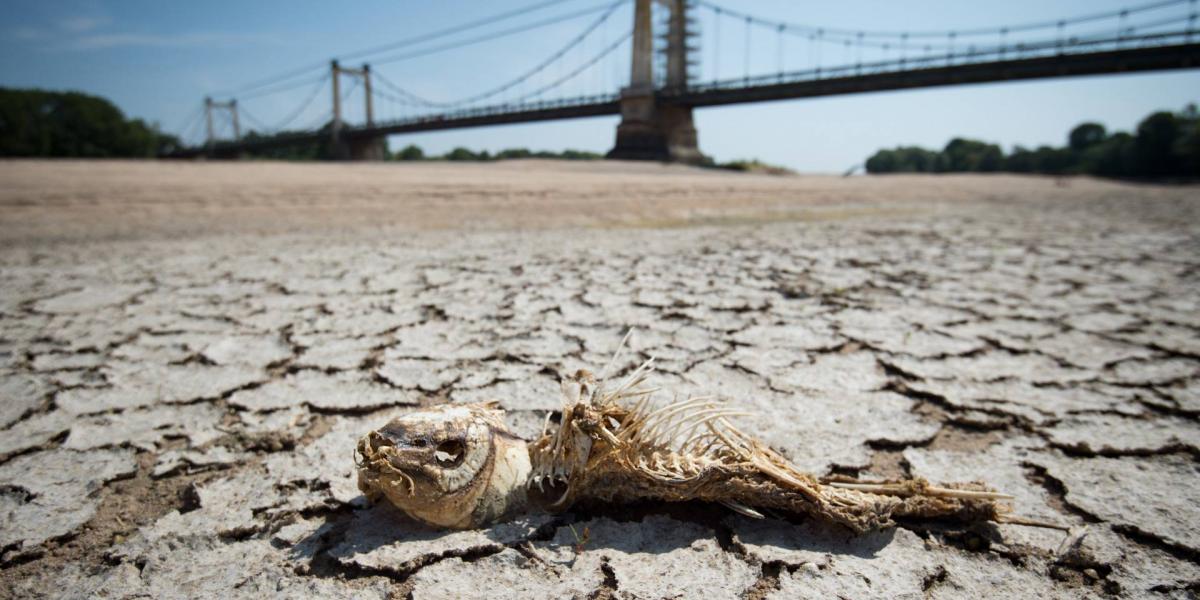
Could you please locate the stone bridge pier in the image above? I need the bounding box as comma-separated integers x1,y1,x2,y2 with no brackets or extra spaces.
333,134,387,161
607,0,706,164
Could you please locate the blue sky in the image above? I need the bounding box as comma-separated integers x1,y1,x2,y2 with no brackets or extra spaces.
1,0,1197,171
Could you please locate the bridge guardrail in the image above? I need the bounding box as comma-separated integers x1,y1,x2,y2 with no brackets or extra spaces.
174,30,1197,156
667,29,1198,97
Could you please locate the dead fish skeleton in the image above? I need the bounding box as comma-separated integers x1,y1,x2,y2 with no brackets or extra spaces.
356,356,1054,532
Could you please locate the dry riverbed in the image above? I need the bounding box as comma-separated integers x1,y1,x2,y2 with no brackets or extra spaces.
1,159,1198,598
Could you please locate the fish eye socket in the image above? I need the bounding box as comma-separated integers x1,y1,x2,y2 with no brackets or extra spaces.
411,438,428,448
368,432,392,452
434,440,465,468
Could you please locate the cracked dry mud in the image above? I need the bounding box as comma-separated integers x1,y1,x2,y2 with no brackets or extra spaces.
1,160,1199,599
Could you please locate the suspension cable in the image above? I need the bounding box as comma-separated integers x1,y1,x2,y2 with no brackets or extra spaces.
171,104,205,142
696,0,1188,41
369,0,623,67
238,73,329,102
261,74,331,132
366,0,623,110
514,30,631,102
338,0,593,63
210,0,595,98
299,110,333,133
701,0,1193,53
238,106,272,133
181,107,207,145
434,0,625,107
372,73,440,107
366,28,630,117
340,78,361,105
371,87,425,107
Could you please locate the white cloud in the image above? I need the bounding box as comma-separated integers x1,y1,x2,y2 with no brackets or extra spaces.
67,31,280,50
7,26,47,42
59,15,110,33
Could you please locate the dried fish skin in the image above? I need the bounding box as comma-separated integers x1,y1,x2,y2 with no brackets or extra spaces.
530,363,1016,533
356,402,530,529
358,358,1037,532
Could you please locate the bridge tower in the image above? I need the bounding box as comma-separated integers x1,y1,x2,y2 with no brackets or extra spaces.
330,60,386,161
203,97,243,159
204,97,241,147
607,0,706,164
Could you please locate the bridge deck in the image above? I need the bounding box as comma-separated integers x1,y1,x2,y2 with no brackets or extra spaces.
170,41,1200,158
671,42,1200,107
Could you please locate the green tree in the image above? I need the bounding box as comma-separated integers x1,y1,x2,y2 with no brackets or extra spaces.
1068,122,1107,153
865,104,1199,180
1173,104,1200,176
1133,111,1183,176
941,138,1004,172
1080,133,1135,178
1030,145,1075,174
864,149,897,173
443,147,480,161
239,123,335,160
559,149,602,160
0,88,178,157
977,145,1003,172
1004,146,1035,172
394,144,425,160
865,146,940,173
495,147,532,159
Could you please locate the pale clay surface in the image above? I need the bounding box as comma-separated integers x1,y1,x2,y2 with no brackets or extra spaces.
0,160,1198,598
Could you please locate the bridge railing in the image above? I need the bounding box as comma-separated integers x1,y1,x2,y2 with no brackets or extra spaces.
666,29,1199,97
182,28,1197,155
346,92,621,136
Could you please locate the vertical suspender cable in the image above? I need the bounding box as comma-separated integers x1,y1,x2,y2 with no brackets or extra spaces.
777,24,785,80
1190,0,1197,42
814,29,823,76
1189,0,1197,42
713,7,721,81
1118,9,1129,47
856,32,863,73
743,15,751,83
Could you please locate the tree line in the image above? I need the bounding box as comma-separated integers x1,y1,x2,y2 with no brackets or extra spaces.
0,87,180,158
389,144,601,161
865,105,1200,179
0,87,606,162
222,137,603,162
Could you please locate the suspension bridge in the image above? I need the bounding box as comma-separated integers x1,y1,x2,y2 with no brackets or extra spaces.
168,0,1200,163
